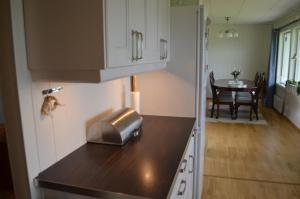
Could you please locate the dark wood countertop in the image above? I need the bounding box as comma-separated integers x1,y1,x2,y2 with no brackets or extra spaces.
36,115,195,199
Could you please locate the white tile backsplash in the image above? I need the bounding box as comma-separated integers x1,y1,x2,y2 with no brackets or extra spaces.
32,79,129,171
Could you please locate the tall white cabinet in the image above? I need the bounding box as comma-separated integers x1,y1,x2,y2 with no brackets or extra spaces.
195,5,208,199
24,0,170,83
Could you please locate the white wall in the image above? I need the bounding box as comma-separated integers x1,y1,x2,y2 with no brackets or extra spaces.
31,80,129,171
208,24,272,81
276,85,300,129
10,0,131,197
138,5,197,117
283,89,300,129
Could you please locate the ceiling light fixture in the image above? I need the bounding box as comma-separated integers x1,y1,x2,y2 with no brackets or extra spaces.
218,17,239,39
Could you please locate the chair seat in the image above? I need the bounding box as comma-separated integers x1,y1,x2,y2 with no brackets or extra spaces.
236,97,251,104
237,92,251,97
218,95,234,103
219,91,232,97
236,92,255,104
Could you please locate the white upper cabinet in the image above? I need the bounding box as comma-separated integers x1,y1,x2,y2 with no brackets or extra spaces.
143,0,160,63
105,0,147,68
128,0,146,64
24,0,170,83
105,0,131,67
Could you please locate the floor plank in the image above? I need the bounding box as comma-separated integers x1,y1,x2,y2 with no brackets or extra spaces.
203,176,300,199
202,107,300,198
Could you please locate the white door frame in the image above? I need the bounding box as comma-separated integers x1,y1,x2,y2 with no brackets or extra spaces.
1,0,42,198
0,0,31,198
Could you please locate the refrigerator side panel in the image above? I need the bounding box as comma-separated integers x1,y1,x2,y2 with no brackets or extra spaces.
195,5,207,199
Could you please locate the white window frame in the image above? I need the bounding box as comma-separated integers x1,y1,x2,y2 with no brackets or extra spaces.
295,28,300,81
277,30,292,85
276,22,300,86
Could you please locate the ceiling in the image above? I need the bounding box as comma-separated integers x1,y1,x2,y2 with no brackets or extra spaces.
205,0,300,24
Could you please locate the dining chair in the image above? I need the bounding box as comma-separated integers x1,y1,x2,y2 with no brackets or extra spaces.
237,72,260,99
238,72,266,105
260,73,266,105
209,71,232,96
209,72,234,119
254,72,260,86
235,76,264,121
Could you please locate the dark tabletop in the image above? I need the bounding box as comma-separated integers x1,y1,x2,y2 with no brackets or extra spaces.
214,79,256,91
36,115,195,199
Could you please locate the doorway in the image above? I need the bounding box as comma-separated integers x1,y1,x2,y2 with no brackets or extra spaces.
0,81,14,198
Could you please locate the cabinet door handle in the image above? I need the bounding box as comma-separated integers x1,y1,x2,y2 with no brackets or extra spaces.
132,30,138,61
131,30,135,61
137,32,143,60
136,32,140,60
189,155,194,174
164,40,168,59
160,39,164,60
160,39,168,60
179,159,187,173
177,180,187,196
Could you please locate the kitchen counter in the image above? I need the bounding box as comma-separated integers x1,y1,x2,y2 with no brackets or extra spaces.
36,115,195,199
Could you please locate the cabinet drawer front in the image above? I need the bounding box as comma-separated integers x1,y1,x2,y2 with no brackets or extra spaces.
169,132,195,199
170,172,187,199
186,136,195,199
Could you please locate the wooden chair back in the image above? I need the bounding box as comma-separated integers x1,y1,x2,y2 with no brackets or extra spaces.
209,72,218,100
260,72,266,100
254,72,260,86
209,71,215,85
249,75,265,103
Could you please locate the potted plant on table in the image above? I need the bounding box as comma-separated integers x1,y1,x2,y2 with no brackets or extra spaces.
231,69,241,82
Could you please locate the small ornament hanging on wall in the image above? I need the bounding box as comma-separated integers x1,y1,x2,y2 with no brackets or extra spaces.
41,87,63,116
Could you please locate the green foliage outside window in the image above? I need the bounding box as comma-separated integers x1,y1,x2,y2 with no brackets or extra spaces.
286,80,300,95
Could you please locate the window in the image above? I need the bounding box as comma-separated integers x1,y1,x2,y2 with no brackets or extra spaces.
277,31,292,85
276,25,300,85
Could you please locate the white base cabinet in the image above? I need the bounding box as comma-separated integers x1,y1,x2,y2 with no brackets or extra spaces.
168,130,196,199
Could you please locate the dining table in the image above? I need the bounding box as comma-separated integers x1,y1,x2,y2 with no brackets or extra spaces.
214,79,256,92
212,78,259,120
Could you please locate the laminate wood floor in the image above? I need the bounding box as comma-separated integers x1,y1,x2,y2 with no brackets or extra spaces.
202,107,300,199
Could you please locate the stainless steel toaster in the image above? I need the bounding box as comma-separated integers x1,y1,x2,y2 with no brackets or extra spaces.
86,108,143,145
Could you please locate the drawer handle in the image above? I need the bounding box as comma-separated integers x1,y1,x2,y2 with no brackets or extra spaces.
192,129,197,137
177,180,187,196
189,155,194,174
179,159,187,173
